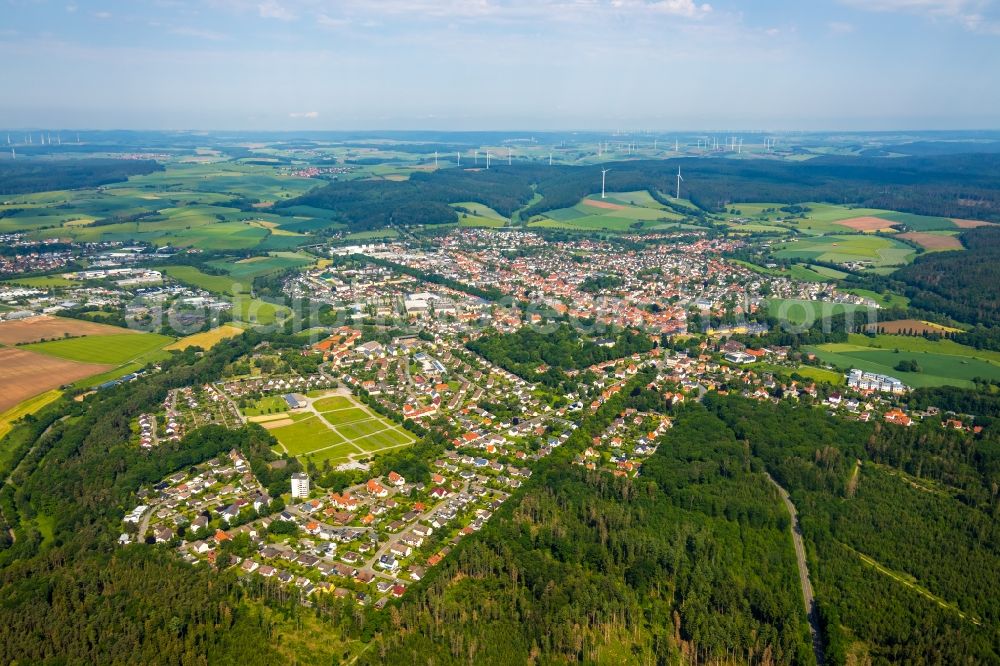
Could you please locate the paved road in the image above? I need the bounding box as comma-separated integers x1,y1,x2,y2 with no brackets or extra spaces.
767,473,825,666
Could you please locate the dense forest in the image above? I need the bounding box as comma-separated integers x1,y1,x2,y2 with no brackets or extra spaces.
356,383,813,665
283,153,1000,231
0,334,298,665
704,395,1000,663
0,159,163,195
467,324,654,390
893,225,1000,328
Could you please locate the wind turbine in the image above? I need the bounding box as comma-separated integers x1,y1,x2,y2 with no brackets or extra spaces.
434,151,438,168
486,150,492,169
675,166,684,200
474,150,479,165
675,139,679,152
600,168,611,199
507,147,512,166
10,147,15,160
549,152,552,166
456,151,461,166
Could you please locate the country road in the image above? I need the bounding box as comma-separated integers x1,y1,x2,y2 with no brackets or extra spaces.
767,473,825,666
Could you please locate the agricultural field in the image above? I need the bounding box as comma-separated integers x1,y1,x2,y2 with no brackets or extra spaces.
452,202,509,227
165,324,244,351
206,252,313,280
267,392,415,465
0,315,139,345
808,334,1000,388
0,347,111,412
529,191,686,232
897,230,964,251
768,298,877,326
23,332,174,366
0,389,62,441
771,234,915,267
2,161,321,251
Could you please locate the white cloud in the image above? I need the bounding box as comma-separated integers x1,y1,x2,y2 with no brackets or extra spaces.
317,13,350,28
618,0,712,18
839,0,1000,34
289,110,319,118
93,11,113,19
828,21,855,33
258,1,297,20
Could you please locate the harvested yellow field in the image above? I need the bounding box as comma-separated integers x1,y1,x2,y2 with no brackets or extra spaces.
248,413,290,423
261,418,294,429
0,389,62,440
164,324,243,351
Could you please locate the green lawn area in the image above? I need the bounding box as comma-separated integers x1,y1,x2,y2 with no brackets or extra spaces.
335,418,393,441
354,428,412,451
270,416,346,455
242,395,289,417
840,333,1000,364
312,395,356,411
163,265,249,295
319,407,372,426
1,275,81,288
768,299,877,326
344,228,399,241
24,332,174,365
207,252,312,280
808,334,1000,388
842,288,910,308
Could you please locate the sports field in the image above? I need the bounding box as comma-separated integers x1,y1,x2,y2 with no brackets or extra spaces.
808,334,1000,388
267,392,416,465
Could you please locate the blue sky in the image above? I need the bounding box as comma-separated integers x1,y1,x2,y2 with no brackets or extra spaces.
0,0,998,130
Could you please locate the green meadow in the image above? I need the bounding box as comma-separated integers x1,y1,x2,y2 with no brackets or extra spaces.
24,332,174,366
808,334,1000,388
768,299,877,326
772,234,915,267
529,191,686,232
